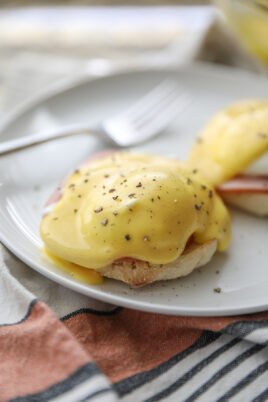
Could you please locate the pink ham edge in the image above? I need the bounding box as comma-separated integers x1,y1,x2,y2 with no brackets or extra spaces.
217,175,268,194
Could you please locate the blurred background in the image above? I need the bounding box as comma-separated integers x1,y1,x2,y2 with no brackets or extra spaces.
0,0,266,116
0,1,209,4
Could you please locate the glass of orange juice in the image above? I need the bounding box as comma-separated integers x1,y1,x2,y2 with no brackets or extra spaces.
215,0,268,66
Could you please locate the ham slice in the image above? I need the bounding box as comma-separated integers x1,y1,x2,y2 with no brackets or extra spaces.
217,175,268,216
218,175,268,194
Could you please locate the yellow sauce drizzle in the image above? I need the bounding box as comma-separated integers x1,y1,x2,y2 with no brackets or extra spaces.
43,248,103,285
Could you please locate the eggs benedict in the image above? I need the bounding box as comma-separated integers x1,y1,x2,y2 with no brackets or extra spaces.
40,152,231,287
188,100,268,216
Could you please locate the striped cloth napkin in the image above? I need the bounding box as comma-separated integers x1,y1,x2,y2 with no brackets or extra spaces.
1,244,268,402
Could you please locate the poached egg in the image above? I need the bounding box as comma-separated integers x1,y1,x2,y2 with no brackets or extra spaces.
40,152,231,284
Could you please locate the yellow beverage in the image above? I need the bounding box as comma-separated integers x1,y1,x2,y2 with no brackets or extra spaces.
216,0,268,65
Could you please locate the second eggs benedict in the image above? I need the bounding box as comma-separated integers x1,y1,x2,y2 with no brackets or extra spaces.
40,152,231,287
188,100,268,216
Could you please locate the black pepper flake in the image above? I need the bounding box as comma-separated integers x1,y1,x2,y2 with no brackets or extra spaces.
129,208,133,212
128,193,136,198
74,169,80,174
192,169,198,174
124,234,131,241
104,174,110,178
68,183,75,189
214,287,222,294
152,178,157,182
113,211,118,216
109,188,116,193
52,217,58,221
194,194,197,198
157,196,161,200
258,132,268,139
112,195,118,200
94,207,103,213
208,190,213,198
84,179,89,183
74,209,78,214
187,178,192,185
201,185,207,190
151,198,155,202
136,182,142,188
101,218,108,226
77,194,82,198
194,204,202,211
143,235,150,242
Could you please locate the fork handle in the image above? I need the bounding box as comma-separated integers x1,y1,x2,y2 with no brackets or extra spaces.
0,123,103,156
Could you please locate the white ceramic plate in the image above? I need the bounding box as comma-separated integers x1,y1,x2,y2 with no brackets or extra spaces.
0,63,267,316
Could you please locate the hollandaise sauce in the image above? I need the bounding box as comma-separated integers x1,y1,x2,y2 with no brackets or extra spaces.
188,100,268,185
41,153,231,271
43,248,103,284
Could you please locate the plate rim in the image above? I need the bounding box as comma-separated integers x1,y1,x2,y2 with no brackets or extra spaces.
1,62,268,316
0,61,263,137
2,232,268,317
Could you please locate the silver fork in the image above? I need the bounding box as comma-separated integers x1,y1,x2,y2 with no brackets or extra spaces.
0,80,189,155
